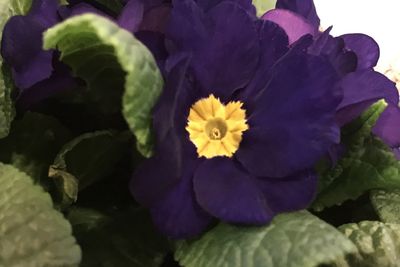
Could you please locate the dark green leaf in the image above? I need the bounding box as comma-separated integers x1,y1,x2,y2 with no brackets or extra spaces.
68,207,169,267
44,14,163,157
313,101,400,211
0,112,71,183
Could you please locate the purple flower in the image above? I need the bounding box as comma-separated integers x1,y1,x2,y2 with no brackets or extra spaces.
1,0,168,108
264,0,399,127
131,0,342,238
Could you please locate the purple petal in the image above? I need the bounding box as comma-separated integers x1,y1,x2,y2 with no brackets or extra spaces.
257,170,317,213
236,52,341,178
373,103,400,148
341,33,380,70
336,70,399,126
59,2,112,18
262,9,315,45
150,158,213,239
118,0,144,32
16,62,77,109
1,16,53,89
193,158,273,224
167,0,259,100
240,20,289,100
196,0,256,15
275,0,320,29
139,4,171,33
29,0,59,27
309,29,358,77
131,57,192,207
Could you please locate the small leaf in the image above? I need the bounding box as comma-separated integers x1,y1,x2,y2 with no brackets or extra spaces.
175,211,357,267
51,131,129,192
0,112,71,183
68,207,169,267
339,221,400,267
0,163,81,266
44,14,163,157
313,101,400,211
253,0,276,17
371,189,400,223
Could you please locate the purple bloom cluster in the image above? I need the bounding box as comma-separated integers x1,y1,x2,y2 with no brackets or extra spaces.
1,0,399,239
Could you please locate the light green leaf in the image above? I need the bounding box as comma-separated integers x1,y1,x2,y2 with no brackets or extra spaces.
49,131,129,207
175,211,357,267
313,101,400,211
43,14,163,157
253,0,276,17
0,112,71,183
371,189,400,223
339,221,400,267
0,163,81,266
68,207,169,267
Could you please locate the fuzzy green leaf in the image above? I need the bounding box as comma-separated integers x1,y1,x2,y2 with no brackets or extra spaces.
0,163,81,266
371,189,400,224
339,221,400,267
175,211,357,267
313,101,400,211
43,14,163,157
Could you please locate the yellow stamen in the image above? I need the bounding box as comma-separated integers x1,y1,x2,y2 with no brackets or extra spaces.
186,94,249,158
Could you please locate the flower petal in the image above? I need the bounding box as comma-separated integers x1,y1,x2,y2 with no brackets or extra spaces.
118,0,144,32
196,0,256,14
262,9,314,44
341,33,380,70
257,171,317,213
194,158,273,224
139,4,171,33
150,158,213,239
336,70,399,126
237,52,341,178
373,103,400,148
240,20,289,100
1,16,53,89
275,0,320,29
168,0,259,100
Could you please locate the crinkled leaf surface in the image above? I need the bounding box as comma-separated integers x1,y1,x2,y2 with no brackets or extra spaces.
0,112,71,183
175,211,357,267
253,0,276,16
313,101,400,211
68,207,169,267
371,189,400,224
339,221,400,267
0,163,81,266
0,0,31,138
44,14,163,157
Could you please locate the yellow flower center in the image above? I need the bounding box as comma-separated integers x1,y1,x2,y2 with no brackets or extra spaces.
186,94,249,158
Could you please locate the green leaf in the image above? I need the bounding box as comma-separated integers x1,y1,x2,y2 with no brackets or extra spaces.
43,14,163,157
253,0,276,17
0,112,71,183
339,221,400,267
0,163,81,266
49,131,129,207
175,211,357,267
371,189,400,223
68,207,169,267
313,101,400,211
0,0,32,138
92,0,123,14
